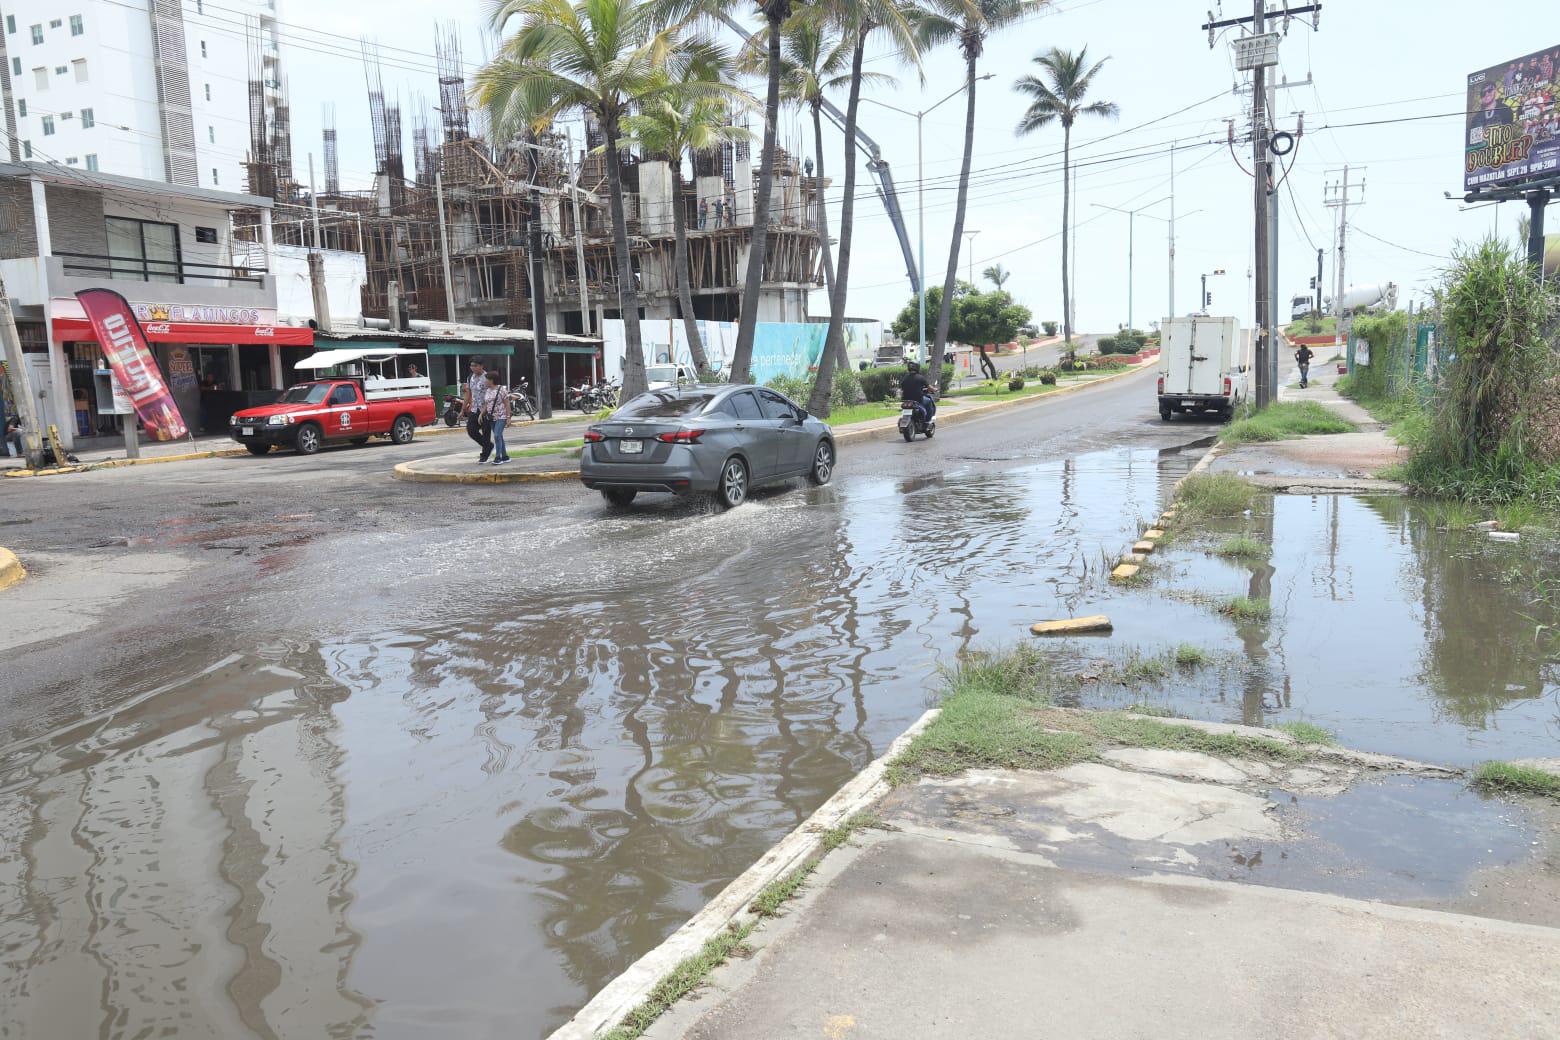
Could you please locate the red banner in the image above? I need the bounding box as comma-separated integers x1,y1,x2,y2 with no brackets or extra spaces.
50,316,314,346
74,289,189,441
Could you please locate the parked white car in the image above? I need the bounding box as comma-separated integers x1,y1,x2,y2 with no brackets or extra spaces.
646,363,700,391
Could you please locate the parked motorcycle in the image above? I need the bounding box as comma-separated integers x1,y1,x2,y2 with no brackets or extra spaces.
442,394,465,428
898,397,936,441
509,379,539,421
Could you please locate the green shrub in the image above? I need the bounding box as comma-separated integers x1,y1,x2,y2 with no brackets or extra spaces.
1038,370,1057,386
830,366,861,407
860,364,954,402
1008,377,1025,391
1042,321,1058,336
1096,336,1119,355
764,373,809,402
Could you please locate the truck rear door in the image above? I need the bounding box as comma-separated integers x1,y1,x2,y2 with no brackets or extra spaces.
1160,321,1194,395
1186,319,1226,397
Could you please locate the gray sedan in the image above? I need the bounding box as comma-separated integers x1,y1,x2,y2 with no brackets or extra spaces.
580,384,836,509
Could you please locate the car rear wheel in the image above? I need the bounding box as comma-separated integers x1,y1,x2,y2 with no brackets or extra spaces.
809,440,834,485
295,423,323,455
390,415,416,444
245,443,270,456
602,489,637,508
715,457,748,509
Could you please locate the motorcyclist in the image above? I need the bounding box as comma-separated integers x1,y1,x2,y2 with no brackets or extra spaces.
899,361,937,423
1295,345,1314,388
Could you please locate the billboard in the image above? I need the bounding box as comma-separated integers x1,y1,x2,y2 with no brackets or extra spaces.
74,289,190,441
1464,45,1560,192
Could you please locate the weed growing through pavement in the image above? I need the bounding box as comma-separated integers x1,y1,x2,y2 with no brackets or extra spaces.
600,923,755,1040
1274,721,1337,745
1472,761,1560,799
1174,473,1258,520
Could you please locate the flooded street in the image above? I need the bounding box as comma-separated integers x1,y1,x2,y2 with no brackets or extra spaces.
2,372,1554,1038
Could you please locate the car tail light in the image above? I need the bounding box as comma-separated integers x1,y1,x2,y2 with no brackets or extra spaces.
1157,376,1164,394
656,429,704,444
584,430,604,442
1223,377,1232,397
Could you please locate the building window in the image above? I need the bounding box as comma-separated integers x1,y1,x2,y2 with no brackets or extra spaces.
72,60,86,82
211,168,219,184
66,156,78,166
16,99,24,118
70,15,84,36
5,15,13,34
203,83,211,101
10,57,18,77
200,40,207,58
54,66,66,76
41,116,53,136
32,67,45,90
207,125,214,143
61,111,72,120
21,140,30,159
86,154,97,171
30,25,42,45
195,226,218,244
80,107,93,127
105,216,183,284
197,1,204,14
48,19,62,29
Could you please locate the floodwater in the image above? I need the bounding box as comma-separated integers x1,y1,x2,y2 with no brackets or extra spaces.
0,443,1196,1039
1071,493,1560,764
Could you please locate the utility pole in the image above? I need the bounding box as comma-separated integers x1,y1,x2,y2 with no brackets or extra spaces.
565,127,592,336
307,154,333,335
964,229,980,286
1314,247,1324,325
1169,142,1177,318
1324,165,1363,356
0,275,46,468
525,134,553,419
434,171,458,324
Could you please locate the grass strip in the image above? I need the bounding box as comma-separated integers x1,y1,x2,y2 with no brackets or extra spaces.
600,923,755,1040
1175,473,1258,520
1215,536,1271,561
1220,400,1355,445
509,438,584,459
1472,761,1560,798
1219,596,1271,622
1274,721,1337,745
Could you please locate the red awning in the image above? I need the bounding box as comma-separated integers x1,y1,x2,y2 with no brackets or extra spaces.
51,317,314,346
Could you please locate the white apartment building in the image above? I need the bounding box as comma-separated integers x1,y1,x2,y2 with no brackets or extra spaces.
0,0,283,192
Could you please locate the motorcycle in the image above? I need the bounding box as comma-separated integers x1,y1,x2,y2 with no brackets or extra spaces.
565,381,592,412
898,396,936,442
442,394,465,428
509,379,539,421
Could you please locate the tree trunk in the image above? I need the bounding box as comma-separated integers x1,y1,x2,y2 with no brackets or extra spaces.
1061,122,1073,359
671,157,709,375
604,118,648,399
729,14,784,385
806,32,866,417
812,103,845,368
929,51,979,378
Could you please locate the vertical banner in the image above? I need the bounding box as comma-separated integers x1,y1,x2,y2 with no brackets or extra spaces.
74,288,189,441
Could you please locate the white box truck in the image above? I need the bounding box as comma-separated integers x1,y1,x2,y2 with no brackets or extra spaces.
1157,316,1249,421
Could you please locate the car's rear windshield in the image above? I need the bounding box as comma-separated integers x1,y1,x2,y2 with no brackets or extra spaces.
280,383,331,404
614,391,716,418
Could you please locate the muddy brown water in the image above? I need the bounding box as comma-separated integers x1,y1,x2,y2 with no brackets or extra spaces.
1,448,1554,1039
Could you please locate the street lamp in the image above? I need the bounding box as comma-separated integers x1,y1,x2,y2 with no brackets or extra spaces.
963,230,981,285
1089,197,1168,332
862,74,993,363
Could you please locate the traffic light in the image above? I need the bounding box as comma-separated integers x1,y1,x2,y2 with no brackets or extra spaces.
1309,276,1317,289
1204,291,1212,308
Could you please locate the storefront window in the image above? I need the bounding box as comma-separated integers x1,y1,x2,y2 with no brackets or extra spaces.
105,216,183,284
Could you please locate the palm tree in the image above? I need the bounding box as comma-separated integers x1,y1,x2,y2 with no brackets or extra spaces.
915,0,1037,381
1014,45,1118,358
983,262,1010,291
622,79,751,376
805,1,919,417
477,0,729,399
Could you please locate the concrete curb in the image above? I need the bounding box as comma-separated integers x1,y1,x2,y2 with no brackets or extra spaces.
393,438,583,484
3,445,253,478
545,707,942,1040
0,547,24,591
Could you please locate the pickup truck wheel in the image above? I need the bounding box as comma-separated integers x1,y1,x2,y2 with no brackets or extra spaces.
1159,406,1173,421
295,423,323,455
350,436,370,446
245,444,271,456
390,415,416,444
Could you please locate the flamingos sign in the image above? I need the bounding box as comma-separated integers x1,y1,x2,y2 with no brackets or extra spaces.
74,288,189,441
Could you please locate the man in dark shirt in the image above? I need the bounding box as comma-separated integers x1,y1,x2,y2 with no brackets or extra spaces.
4,409,23,458
899,361,936,421
1295,345,1314,388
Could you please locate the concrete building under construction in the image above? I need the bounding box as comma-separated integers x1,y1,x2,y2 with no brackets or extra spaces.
236,28,824,398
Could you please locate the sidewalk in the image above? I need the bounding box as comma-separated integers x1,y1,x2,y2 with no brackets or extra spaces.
620,718,1560,1040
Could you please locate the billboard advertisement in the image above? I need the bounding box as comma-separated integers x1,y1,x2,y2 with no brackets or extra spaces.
1464,45,1560,192
74,289,190,441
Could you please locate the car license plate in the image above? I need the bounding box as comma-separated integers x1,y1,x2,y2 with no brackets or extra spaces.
241,427,255,437
620,439,643,454
1181,399,1196,408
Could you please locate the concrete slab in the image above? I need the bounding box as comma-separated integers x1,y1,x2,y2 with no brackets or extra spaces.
1109,563,1140,581
1131,539,1155,554
671,833,1560,1040
1029,615,1112,636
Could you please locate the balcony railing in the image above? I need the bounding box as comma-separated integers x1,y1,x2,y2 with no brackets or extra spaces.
55,251,268,287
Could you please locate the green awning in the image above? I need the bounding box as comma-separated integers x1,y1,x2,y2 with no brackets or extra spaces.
549,344,599,355
427,342,516,356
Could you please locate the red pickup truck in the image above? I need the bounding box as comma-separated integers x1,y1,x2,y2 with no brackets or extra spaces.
229,377,436,455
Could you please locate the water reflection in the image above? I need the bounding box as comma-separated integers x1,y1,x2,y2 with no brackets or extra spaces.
0,446,1187,1039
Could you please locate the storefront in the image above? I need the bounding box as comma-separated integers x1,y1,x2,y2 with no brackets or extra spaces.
48,304,314,440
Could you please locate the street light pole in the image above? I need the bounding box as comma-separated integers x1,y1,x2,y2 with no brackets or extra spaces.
864,77,990,363
1091,197,1168,332
964,229,980,284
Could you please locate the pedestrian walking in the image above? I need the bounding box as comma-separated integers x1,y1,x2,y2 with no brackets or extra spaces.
698,198,708,229
482,370,511,465
1295,345,1314,389
464,358,493,463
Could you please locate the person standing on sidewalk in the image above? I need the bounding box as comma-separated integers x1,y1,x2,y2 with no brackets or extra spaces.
482,370,511,465
1295,345,1314,389
464,358,493,463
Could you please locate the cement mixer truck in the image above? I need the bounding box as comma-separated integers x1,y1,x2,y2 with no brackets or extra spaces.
1332,282,1398,317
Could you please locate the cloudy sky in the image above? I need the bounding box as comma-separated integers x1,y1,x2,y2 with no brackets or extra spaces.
271,0,1543,333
